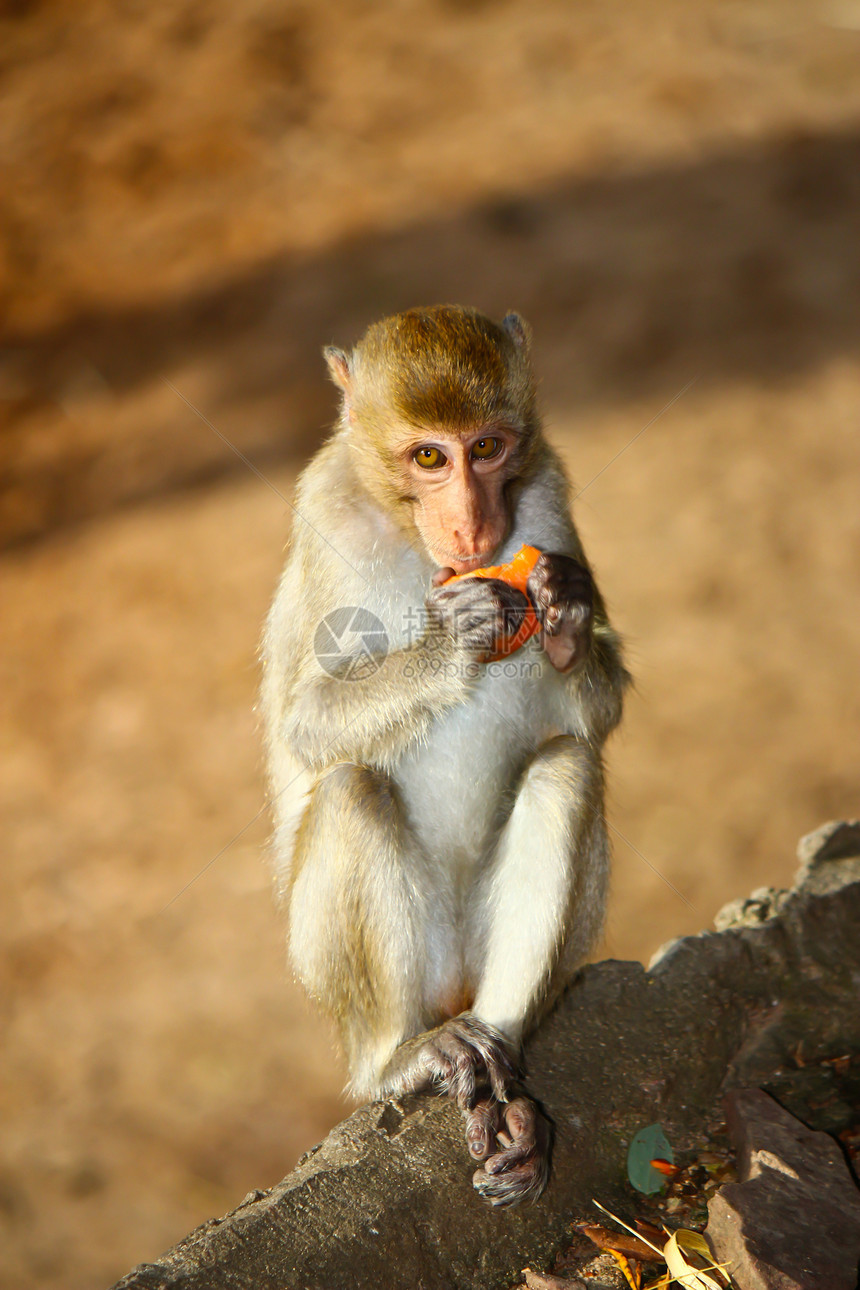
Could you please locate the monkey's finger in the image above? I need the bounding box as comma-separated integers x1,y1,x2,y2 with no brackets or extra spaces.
473,1138,551,1206
487,1055,514,1103
484,1114,535,1174
432,1033,478,1108
423,1049,456,1092
485,1140,531,1175
452,1053,477,1110
456,1020,516,1101
456,1018,516,1086
474,1037,516,1102
487,1050,517,1095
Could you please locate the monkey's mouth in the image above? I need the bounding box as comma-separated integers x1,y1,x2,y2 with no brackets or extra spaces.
435,550,496,574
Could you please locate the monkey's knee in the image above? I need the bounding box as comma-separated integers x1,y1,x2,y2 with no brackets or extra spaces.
530,733,599,776
292,762,398,879
312,761,392,814
521,735,602,814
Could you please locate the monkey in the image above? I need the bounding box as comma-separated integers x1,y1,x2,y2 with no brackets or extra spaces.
261,304,630,1206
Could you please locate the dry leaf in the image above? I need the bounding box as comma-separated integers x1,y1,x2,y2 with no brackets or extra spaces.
591,1201,665,1258
635,1220,666,1246
662,1229,730,1289
608,1248,642,1289
579,1224,664,1264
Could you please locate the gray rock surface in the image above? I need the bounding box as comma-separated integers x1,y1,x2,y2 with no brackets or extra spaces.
113,824,860,1290
706,1088,860,1290
795,818,860,881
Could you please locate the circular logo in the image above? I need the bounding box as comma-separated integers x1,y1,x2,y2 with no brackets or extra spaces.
313,607,389,680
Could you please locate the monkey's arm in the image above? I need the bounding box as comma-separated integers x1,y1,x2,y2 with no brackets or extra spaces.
573,611,630,743
272,576,536,773
530,554,630,745
276,642,474,774
511,450,631,743
263,562,475,774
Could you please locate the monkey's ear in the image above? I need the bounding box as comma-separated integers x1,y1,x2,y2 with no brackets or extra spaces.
501,312,531,353
323,346,353,397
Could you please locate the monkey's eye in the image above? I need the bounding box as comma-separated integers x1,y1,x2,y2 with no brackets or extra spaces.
414,446,447,469
471,437,502,460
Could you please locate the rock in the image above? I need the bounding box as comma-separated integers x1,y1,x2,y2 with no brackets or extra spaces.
111,830,860,1290
522,1270,586,1289
712,886,790,932
796,819,860,878
706,1089,860,1290
714,820,860,933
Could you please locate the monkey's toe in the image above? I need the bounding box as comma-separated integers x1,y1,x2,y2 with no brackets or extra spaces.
472,1154,549,1207
464,1098,501,1160
471,1095,551,1207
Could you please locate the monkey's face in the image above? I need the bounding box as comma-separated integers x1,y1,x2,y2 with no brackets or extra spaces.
398,427,516,573
325,306,541,569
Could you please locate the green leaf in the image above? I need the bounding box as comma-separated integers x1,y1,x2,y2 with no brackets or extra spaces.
626,1123,674,1194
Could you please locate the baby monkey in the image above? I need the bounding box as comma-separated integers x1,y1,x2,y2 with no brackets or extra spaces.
262,304,629,1205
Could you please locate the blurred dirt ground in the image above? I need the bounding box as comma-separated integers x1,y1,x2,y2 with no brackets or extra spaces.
2,1,860,1287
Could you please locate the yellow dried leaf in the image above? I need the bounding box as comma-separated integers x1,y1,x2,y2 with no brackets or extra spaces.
608,1248,642,1289
662,1229,729,1289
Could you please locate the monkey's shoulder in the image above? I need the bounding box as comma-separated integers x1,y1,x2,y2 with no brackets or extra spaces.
288,437,423,585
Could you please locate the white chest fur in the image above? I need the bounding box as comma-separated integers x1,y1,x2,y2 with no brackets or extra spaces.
391,642,562,871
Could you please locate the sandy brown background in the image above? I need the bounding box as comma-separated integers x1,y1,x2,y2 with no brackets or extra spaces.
2,2,859,1286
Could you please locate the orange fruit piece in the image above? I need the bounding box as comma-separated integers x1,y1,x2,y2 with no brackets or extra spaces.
443,544,542,661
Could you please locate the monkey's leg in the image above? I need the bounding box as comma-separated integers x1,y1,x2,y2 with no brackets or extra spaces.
288,762,513,1104
288,762,432,1100
468,735,608,1205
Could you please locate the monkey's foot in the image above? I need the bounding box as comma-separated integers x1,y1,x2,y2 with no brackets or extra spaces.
419,1014,515,1108
467,1095,551,1207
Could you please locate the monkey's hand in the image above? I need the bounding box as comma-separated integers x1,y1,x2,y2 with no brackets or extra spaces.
426,577,530,663
379,1014,516,1107
467,1093,552,1207
527,552,594,673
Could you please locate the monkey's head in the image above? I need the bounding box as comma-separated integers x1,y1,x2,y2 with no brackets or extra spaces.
324,305,542,573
